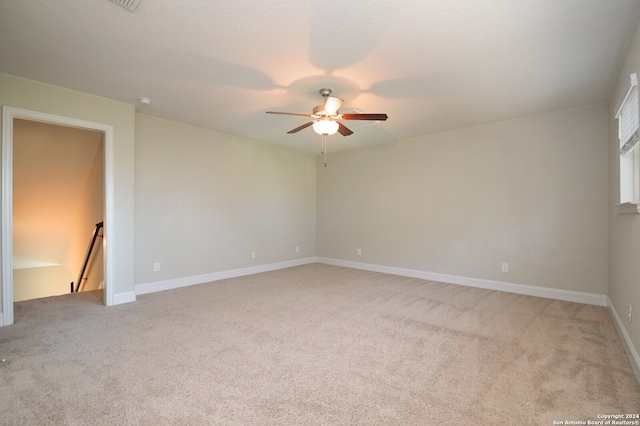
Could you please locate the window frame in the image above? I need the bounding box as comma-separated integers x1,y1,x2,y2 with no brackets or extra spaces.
616,73,640,213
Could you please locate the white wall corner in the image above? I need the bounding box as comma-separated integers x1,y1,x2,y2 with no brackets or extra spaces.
608,297,640,384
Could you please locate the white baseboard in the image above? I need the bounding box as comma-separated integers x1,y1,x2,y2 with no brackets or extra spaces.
608,297,640,384
135,256,607,306
135,257,316,296
112,291,136,305
316,257,608,307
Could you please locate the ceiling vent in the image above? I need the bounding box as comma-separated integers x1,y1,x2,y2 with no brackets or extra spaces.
110,0,141,12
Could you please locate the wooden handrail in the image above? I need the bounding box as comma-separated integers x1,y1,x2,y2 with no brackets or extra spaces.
72,222,103,293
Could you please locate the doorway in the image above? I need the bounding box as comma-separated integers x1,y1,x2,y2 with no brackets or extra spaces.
2,106,116,326
13,118,104,301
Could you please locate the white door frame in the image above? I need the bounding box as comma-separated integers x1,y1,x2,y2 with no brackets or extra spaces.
2,106,115,326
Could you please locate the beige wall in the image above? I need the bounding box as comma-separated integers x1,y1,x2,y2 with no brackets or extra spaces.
0,73,135,313
13,119,102,271
64,138,105,292
134,114,316,285
609,20,640,366
13,266,72,302
318,105,609,295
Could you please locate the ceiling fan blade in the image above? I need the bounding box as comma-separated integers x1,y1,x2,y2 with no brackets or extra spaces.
340,113,388,121
287,121,314,134
266,111,312,117
324,96,344,115
337,122,353,136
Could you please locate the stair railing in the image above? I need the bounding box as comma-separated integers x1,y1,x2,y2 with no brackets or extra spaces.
71,221,104,293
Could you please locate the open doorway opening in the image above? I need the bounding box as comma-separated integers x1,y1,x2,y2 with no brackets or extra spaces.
2,106,116,326
13,118,105,302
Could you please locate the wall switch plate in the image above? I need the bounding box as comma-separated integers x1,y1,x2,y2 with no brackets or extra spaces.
501,263,509,272
296,246,300,253
251,251,256,259
357,248,362,256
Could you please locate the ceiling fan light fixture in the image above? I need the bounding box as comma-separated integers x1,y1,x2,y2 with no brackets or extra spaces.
313,120,339,135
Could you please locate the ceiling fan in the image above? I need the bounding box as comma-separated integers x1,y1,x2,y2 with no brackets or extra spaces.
266,88,388,166
266,88,388,137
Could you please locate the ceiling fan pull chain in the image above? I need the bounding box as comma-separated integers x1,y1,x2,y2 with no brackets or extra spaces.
322,135,328,167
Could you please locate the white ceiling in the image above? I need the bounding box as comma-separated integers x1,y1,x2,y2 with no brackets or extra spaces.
1,0,640,153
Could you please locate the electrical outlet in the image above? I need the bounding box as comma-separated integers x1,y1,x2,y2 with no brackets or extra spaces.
296,246,300,253
501,262,509,272
251,251,256,259
357,248,362,256
153,262,160,272
629,304,633,323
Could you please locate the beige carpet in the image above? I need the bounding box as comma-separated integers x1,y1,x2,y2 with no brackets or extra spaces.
1,264,639,425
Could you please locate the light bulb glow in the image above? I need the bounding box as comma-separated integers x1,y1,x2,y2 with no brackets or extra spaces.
313,120,339,135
